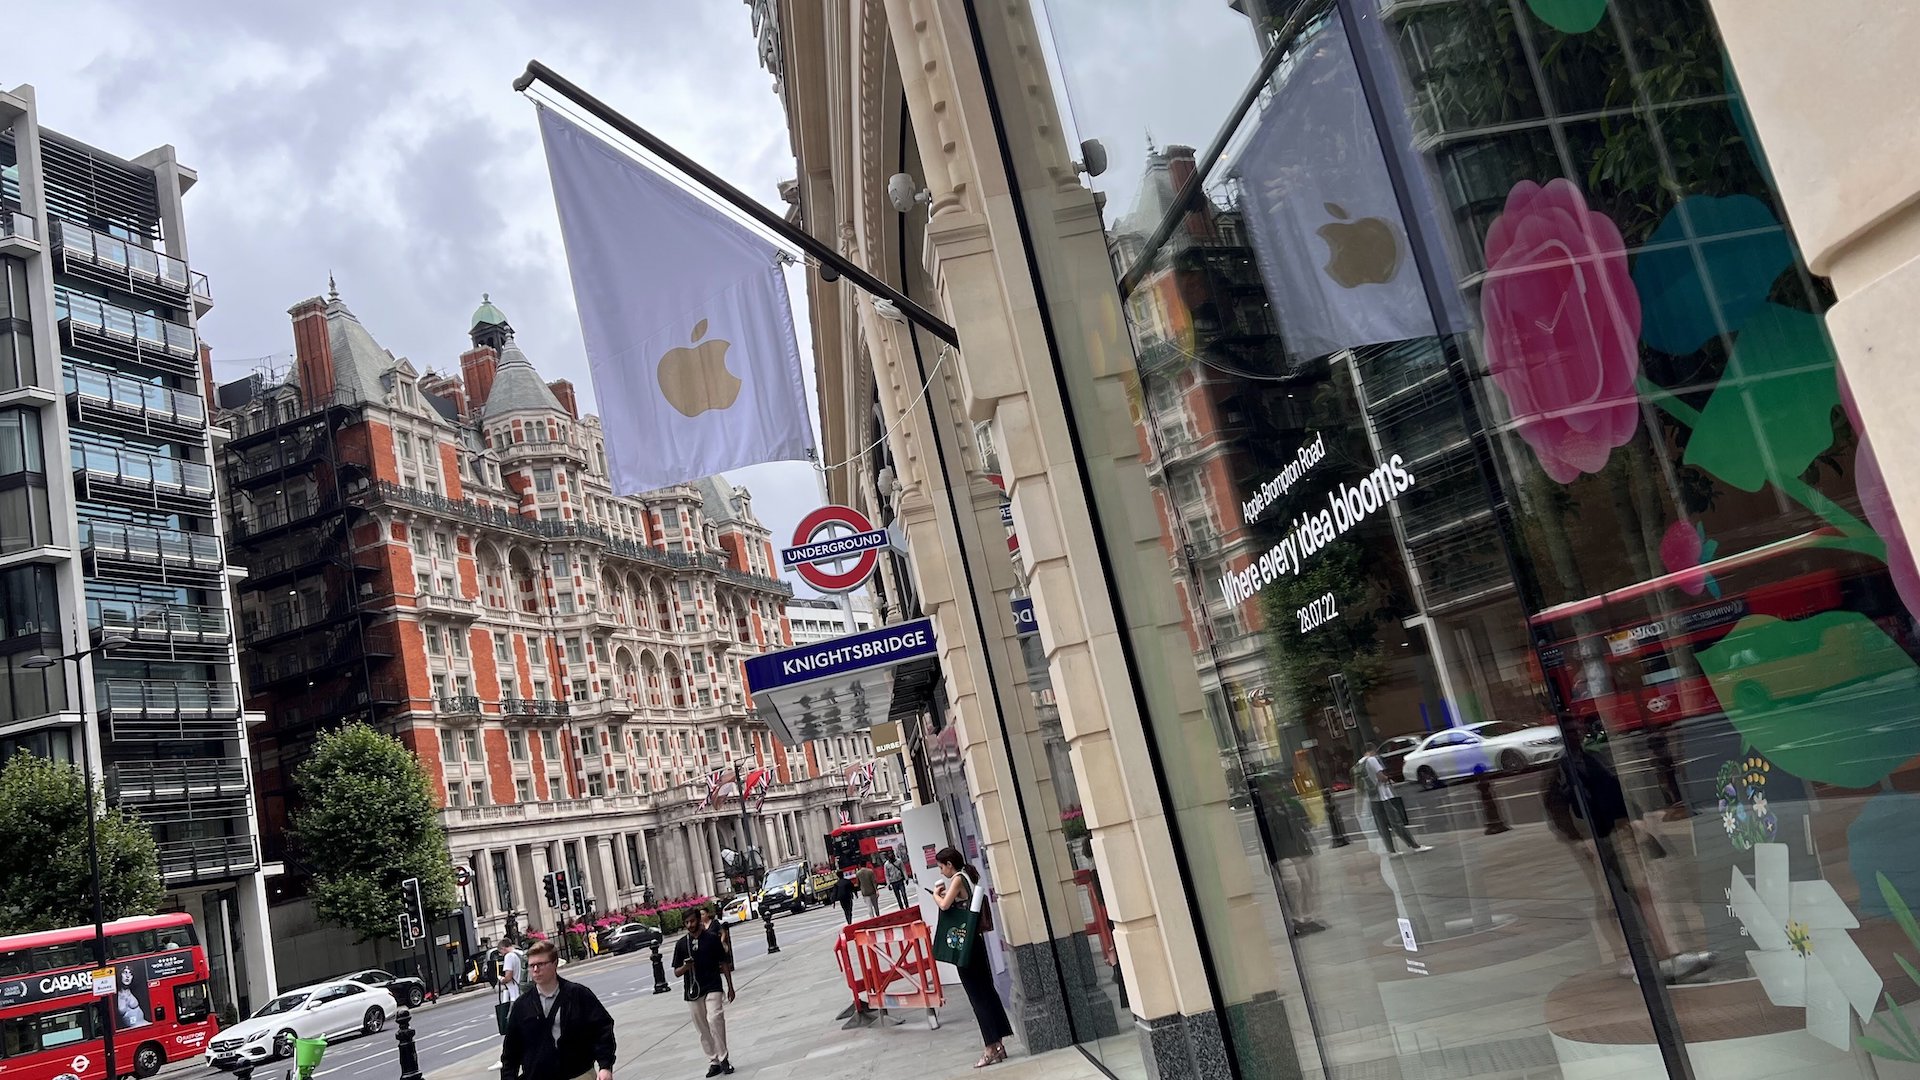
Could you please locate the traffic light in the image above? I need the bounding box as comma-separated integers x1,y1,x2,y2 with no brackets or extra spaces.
570,886,586,916
545,869,569,909
542,872,559,908
401,876,426,936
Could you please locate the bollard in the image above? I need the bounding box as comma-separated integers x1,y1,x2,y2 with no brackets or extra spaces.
650,940,671,995
763,903,781,955
394,1006,423,1080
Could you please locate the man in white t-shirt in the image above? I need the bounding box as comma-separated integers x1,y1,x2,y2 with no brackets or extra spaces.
1360,746,1430,854
494,938,523,1045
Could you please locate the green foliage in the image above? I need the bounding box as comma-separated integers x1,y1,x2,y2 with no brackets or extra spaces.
0,754,161,935
1259,538,1389,717
1862,873,1920,1061
289,724,457,942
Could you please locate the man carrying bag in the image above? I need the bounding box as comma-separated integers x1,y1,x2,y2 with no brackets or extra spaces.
493,938,522,1037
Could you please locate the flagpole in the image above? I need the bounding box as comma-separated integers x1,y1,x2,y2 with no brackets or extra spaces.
515,60,960,347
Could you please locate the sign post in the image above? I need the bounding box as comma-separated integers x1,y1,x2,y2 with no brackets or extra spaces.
90,967,115,998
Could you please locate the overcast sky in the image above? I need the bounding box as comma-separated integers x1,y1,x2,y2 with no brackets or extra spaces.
8,0,836,585
8,0,1262,601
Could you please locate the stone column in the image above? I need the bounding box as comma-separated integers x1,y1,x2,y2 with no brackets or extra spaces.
591,836,619,912
234,874,279,1010
504,843,532,927
1709,2,1920,540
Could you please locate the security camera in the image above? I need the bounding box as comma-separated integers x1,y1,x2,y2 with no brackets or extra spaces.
872,298,908,325
887,173,931,214
1074,138,1108,178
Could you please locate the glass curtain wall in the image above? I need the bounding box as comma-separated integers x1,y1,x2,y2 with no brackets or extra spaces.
968,0,1920,1077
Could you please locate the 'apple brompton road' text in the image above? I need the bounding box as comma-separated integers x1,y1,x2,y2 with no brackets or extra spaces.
1220,453,1417,608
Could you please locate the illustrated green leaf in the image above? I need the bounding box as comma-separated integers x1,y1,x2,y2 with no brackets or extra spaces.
1882,872,1920,955
1873,989,1920,1060
1860,1032,1920,1063
1682,305,1841,492
1633,194,1794,355
1697,611,1920,787
1525,0,1608,33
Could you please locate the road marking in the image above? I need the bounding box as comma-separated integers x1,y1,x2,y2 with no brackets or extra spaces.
439,1035,499,1056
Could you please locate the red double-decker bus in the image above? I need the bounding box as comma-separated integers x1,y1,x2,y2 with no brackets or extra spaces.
0,913,217,1080
826,818,905,875
1529,529,1900,736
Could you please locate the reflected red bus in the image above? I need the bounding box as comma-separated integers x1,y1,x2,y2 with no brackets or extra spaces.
826,818,904,875
0,913,217,1080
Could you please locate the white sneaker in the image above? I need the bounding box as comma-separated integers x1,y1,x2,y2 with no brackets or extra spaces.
1659,951,1716,982
1412,845,1434,853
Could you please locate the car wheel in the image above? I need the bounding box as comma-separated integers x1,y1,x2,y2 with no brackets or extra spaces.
273,1030,297,1060
1416,765,1441,789
1499,749,1526,773
362,1006,386,1036
407,985,425,1008
132,1042,165,1078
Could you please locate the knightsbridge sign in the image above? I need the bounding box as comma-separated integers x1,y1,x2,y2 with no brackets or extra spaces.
744,618,937,693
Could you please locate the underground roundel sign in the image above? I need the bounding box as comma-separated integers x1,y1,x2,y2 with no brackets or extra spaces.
784,505,887,593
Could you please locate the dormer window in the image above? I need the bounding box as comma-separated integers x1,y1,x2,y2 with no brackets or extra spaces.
399,381,416,407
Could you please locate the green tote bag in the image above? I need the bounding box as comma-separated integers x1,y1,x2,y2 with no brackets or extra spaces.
932,877,987,966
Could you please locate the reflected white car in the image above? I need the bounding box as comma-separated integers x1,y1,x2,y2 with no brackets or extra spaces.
205,980,388,1069
1402,720,1564,788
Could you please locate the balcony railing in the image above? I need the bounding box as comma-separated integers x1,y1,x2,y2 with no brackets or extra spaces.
72,444,215,508
67,364,207,436
353,480,791,595
436,695,484,716
89,598,229,649
50,219,193,299
155,835,256,880
417,591,478,617
100,679,242,718
81,520,226,578
502,698,570,718
0,208,36,245
109,757,250,801
57,292,200,377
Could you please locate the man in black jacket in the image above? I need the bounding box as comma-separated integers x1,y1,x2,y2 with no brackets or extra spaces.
500,941,615,1080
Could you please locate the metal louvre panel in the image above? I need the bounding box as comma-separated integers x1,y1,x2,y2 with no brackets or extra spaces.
37,133,161,241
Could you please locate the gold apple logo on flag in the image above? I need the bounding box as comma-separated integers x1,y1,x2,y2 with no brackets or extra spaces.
1316,202,1401,288
657,318,743,417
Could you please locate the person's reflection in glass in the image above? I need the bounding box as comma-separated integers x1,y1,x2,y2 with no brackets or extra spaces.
1249,774,1326,937
1542,746,1715,982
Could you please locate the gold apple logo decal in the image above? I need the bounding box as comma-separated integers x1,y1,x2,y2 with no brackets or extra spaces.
657,318,743,418
1316,202,1401,288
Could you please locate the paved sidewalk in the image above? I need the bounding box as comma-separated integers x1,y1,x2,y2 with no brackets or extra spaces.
431,910,1105,1080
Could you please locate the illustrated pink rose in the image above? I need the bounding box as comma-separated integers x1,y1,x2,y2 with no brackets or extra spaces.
1839,371,1920,616
1480,178,1644,484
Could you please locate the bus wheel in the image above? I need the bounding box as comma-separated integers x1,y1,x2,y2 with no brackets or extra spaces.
132,1043,165,1078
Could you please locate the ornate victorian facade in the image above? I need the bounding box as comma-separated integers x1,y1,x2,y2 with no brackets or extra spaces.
218,292,889,946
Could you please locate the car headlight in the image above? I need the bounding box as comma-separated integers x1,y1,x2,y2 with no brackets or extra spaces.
1527,736,1559,747
244,1029,272,1044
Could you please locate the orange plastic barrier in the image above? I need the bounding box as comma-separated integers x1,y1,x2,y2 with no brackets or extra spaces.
833,907,943,1027
1075,869,1117,968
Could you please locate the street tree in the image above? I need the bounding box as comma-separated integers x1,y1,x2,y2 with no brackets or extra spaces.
0,753,161,935
290,723,457,941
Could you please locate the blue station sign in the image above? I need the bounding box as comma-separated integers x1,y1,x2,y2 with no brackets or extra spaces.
745,618,938,694
1011,597,1037,636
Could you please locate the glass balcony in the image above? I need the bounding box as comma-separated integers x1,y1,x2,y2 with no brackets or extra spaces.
72,444,215,510
81,520,225,578
503,697,571,718
51,219,193,299
155,834,256,880
66,364,207,438
109,756,250,801
90,597,229,646
57,292,200,378
100,678,242,718
0,208,36,252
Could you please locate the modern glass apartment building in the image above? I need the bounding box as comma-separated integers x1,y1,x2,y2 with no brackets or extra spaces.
0,84,274,1016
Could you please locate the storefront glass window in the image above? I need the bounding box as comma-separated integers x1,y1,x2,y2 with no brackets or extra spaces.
972,0,1918,1076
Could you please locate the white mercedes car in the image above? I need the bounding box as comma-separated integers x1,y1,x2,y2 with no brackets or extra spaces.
1402,720,1564,788
204,980,389,1070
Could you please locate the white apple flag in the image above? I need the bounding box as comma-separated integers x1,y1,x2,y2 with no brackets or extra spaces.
1232,12,1436,362
536,105,814,495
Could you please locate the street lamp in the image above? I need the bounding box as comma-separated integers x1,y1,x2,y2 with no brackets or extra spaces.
27,633,129,1080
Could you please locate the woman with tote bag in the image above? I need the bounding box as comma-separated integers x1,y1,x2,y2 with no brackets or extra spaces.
931,847,1013,1068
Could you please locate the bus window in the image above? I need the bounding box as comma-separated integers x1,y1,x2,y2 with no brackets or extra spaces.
110,930,158,959
2,1005,96,1057
174,981,210,1024
37,942,92,972
0,951,27,978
